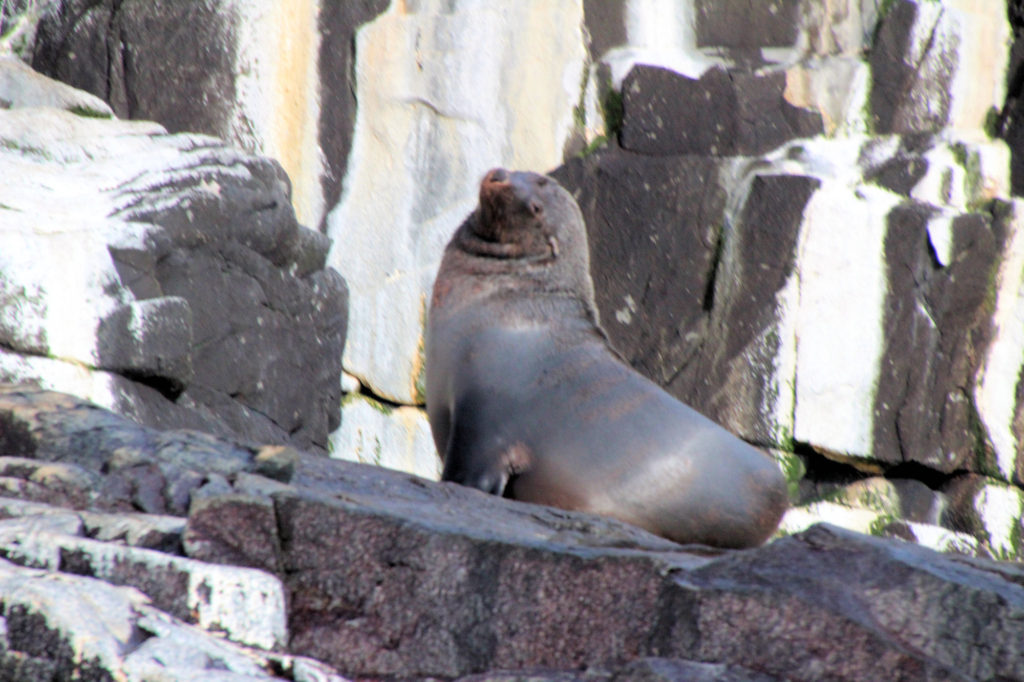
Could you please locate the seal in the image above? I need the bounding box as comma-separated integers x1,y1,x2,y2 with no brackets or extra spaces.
426,168,788,548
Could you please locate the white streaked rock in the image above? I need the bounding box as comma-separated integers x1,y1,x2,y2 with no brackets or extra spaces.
0,529,287,651
973,482,1024,560
976,200,1024,482
327,0,587,404
791,168,899,459
779,501,884,537
231,0,324,228
330,394,441,481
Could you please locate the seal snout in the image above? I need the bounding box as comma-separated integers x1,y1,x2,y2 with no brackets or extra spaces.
480,168,511,204
483,167,510,187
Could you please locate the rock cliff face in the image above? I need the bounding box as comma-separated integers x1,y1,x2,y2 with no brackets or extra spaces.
0,56,346,454
2,1,1024,677
13,0,1024,559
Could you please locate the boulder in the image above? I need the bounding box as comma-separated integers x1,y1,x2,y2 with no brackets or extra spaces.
0,62,347,454
29,0,390,230
3,385,1023,680
620,65,823,156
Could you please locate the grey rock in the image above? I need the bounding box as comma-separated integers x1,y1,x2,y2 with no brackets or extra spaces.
0,80,347,453
872,204,999,471
694,0,802,51
0,54,112,115
184,494,283,573
0,556,334,681
96,297,194,397
869,1,955,134
0,529,286,650
620,65,822,157
80,510,185,554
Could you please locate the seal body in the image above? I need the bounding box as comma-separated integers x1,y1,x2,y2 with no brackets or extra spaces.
426,169,788,548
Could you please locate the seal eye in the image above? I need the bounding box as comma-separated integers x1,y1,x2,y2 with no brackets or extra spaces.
529,200,544,217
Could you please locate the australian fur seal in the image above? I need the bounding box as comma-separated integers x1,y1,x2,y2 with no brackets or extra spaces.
425,168,788,548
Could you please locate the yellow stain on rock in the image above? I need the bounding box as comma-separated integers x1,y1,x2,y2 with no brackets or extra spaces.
266,0,322,227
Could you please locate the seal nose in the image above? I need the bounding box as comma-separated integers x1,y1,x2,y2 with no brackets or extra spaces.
483,168,509,187
480,168,511,210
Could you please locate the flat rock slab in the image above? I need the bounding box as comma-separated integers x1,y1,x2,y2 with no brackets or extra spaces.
2,383,1023,680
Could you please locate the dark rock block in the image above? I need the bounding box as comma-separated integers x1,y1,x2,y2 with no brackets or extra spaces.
317,0,391,228
863,135,934,195
184,493,282,573
33,0,237,144
112,149,347,453
553,147,726,388
872,204,999,471
96,297,194,398
583,0,629,58
869,1,955,134
277,489,691,679
558,148,819,442
999,27,1024,195
669,172,818,441
620,65,822,157
0,384,262,515
694,0,802,51
655,524,1023,680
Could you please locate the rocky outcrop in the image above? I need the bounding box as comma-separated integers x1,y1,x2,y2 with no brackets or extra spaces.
554,0,1023,559
0,58,347,454
1,384,1023,681
4,0,1024,608
28,0,390,231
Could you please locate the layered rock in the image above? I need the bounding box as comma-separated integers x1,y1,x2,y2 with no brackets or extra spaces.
10,0,1024,557
24,0,394,231
554,0,1024,558
0,58,346,454
1,384,1022,681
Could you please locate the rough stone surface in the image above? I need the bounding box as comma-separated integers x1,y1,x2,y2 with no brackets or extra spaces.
0,69,347,453
870,0,1009,135
325,0,588,404
30,0,390,230
0,557,344,681
1,385,1023,680
330,394,440,480
872,205,1000,472
620,65,823,157
184,493,283,574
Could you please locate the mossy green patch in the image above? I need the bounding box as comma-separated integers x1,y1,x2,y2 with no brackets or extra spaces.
984,106,1001,139
579,134,609,158
601,86,624,139
772,449,804,502
968,395,1000,479
868,513,901,538
413,301,428,405
1,138,53,160
68,105,112,119
366,395,394,417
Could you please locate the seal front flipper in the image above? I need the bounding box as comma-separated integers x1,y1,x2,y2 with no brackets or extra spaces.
441,431,533,498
